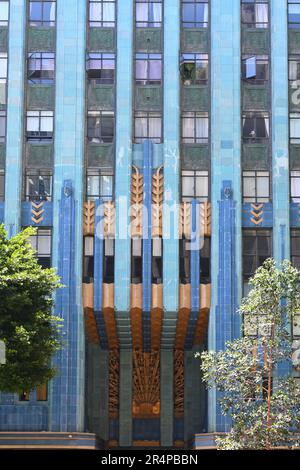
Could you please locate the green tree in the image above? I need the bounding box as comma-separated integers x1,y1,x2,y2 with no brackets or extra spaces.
0,224,62,393
200,259,300,450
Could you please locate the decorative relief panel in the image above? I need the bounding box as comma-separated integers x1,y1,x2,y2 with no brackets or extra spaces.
174,350,184,417
109,350,119,417
131,166,143,238
83,201,95,236
132,350,160,418
152,166,163,237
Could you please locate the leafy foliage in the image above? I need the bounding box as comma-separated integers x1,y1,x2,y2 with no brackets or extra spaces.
200,259,300,450
0,224,62,393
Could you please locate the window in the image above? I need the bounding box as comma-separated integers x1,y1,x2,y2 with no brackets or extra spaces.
29,228,52,269
0,169,4,200
0,110,6,142
86,168,113,200
243,229,272,284
0,53,7,105
132,238,142,283
89,0,115,27
25,170,52,202
241,0,269,28
104,238,114,283
180,237,190,284
289,1,300,28
243,171,270,203
152,238,162,284
291,230,300,270
19,384,48,402
200,236,210,284
134,112,162,143
86,53,115,85
289,55,300,82
28,52,55,84
180,53,208,85
242,113,269,142
242,55,269,82
182,112,209,143
0,1,9,26
83,236,94,283
26,110,53,140
182,1,209,28
87,111,114,143
181,170,209,202
291,171,300,202
29,1,56,27
290,113,300,143
136,0,162,28
135,53,162,85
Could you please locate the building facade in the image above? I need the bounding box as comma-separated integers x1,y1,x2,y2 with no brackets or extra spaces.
0,0,299,449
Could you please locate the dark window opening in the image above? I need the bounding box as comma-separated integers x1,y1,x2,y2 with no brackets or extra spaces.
131,238,142,284
242,55,269,82
152,238,162,284
25,170,52,202
86,53,115,85
0,169,4,200
180,53,208,85
243,229,272,292
28,52,55,84
180,237,190,284
103,238,114,283
200,236,210,284
83,236,94,283
87,111,115,143
291,171,300,203
242,113,269,142
291,230,300,271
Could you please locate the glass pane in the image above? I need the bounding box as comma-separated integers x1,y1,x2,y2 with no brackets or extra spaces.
100,174,113,198
41,116,53,132
149,117,161,139
38,234,51,255
136,3,148,26
27,115,39,132
182,117,194,141
0,56,7,78
242,4,255,24
195,175,208,199
87,175,100,196
149,59,161,81
90,3,101,22
135,116,147,139
0,1,8,23
243,176,255,198
182,175,194,197
257,176,269,198
29,1,42,23
103,2,115,24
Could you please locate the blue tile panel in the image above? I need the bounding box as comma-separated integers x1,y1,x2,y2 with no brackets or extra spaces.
50,0,86,432
133,419,160,441
0,202,4,224
0,405,48,431
142,140,152,352
242,203,273,228
4,0,26,236
21,202,53,227
271,1,290,263
93,199,108,349
114,0,133,313
163,0,180,317
185,199,200,349
209,0,242,432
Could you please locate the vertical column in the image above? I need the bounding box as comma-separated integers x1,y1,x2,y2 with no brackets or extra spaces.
50,0,86,431
209,0,242,432
4,0,26,235
160,350,173,446
119,350,133,447
271,0,290,262
184,349,205,442
163,0,180,315
114,0,133,313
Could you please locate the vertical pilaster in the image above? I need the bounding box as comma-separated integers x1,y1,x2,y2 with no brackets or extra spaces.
50,0,86,431
184,349,205,442
119,350,133,447
160,350,173,447
114,0,133,313
209,0,242,432
4,0,26,235
271,0,290,262
163,0,180,319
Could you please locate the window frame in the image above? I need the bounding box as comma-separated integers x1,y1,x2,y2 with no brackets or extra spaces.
288,0,300,29
181,169,209,202
0,1,9,27
86,53,115,85
242,55,269,83
181,0,209,29
27,52,55,84
242,112,270,143
241,0,269,29
89,0,116,28
181,111,209,144
135,53,162,86
180,53,209,85
24,169,53,202
134,111,162,143
86,167,114,201
242,170,271,204
28,0,56,27
0,168,4,201
135,0,163,28
291,170,300,203
242,229,272,284
26,110,54,141
87,110,115,143
28,227,52,268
